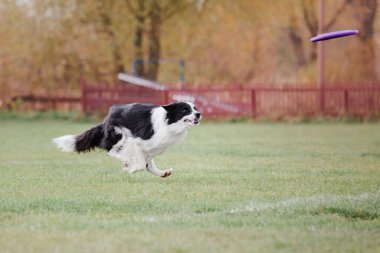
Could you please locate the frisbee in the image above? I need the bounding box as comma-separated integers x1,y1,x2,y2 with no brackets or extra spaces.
310,30,359,42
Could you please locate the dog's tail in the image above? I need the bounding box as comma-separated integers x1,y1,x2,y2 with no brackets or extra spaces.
52,124,104,153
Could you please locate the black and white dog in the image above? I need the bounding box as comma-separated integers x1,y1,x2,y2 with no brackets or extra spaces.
53,102,201,178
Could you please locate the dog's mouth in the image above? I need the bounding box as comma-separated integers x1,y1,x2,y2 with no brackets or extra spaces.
184,119,200,125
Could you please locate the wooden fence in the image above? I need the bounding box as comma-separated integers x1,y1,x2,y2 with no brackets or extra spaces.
11,95,81,111
10,83,380,118
81,82,380,118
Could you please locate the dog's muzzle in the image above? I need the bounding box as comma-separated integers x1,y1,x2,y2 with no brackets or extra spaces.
194,113,201,124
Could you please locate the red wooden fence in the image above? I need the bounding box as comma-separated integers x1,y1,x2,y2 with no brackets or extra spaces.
11,95,81,111
81,82,165,113
81,82,380,118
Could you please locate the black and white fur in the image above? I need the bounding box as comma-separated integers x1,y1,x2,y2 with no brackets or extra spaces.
52,102,201,178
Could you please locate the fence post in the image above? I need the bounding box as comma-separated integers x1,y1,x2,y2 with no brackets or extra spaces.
52,98,57,110
163,89,169,105
179,58,185,86
251,89,256,118
81,78,87,113
319,86,325,114
344,89,349,115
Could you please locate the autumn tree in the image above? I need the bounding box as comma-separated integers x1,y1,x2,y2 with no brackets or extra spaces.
288,0,351,66
125,0,203,80
97,0,125,74
1,0,379,101
349,0,378,80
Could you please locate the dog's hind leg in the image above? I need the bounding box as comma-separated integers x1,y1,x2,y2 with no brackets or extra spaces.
146,159,172,178
119,140,146,173
107,131,145,174
107,127,126,161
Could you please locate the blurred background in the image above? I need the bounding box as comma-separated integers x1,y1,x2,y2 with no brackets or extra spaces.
1,0,379,119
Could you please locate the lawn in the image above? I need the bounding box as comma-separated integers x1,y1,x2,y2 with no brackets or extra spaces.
0,119,379,253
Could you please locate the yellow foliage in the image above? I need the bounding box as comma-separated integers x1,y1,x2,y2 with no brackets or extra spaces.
0,0,378,98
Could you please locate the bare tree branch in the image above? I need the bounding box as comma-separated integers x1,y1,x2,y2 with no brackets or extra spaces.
161,1,193,22
325,0,352,30
124,0,137,15
97,0,125,74
301,0,317,36
350,0,377,41
125,0,147,20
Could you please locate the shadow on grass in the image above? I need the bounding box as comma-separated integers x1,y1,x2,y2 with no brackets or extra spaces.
311,206,380,220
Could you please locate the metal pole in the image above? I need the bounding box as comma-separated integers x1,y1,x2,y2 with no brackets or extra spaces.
179,58,185,88
318,0,325,112
251,89,256,118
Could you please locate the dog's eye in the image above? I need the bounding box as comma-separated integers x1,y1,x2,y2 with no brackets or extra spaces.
182,108,189,112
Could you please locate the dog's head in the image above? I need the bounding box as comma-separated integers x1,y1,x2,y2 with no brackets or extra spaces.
163,102,202,126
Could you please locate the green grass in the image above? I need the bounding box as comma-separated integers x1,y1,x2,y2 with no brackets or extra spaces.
0,120,380,253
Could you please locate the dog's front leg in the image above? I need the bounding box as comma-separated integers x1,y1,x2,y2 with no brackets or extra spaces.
146,159,172,178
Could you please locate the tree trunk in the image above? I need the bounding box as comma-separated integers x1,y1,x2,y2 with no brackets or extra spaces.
301,0,351,63
99,1,125,75
134,1,145,77
350,0,377,80
288,14,306,67
357,40,376,80
301,0,317,62
147,0,161,81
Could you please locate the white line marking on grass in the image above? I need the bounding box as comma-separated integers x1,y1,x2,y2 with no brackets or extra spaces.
140,192,379,223
229,192,375,214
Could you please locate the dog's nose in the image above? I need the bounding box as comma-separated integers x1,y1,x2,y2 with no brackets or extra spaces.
195,112,201,118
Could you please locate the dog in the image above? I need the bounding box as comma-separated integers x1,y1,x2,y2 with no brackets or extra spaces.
52,102,201,178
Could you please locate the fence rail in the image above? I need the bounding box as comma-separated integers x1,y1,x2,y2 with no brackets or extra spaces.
81,82,380,118
11,83,380,118
11,95,81,111
250,86,380,118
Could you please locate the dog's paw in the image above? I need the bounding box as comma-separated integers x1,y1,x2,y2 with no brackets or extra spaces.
121,162,129,171
124,164,145,174
122,163,137,173
161,169,172,178
127,167,140,174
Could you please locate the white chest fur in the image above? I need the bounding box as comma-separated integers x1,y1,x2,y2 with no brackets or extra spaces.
138,107,189,159
109,107,190,164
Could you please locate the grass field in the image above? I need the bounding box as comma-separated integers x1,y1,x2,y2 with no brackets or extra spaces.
0,119,380,253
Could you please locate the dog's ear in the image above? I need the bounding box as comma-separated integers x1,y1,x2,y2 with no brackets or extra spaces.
162,103,174,111
162,103,181,124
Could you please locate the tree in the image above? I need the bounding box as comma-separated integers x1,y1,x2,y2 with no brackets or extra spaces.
97,0,125,75
288,11,306,67
146,0,161,80
289,0,351,65
349,0,378,80
125,0,203,81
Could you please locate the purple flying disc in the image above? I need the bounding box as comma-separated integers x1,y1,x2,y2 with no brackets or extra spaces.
310,30,359,42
